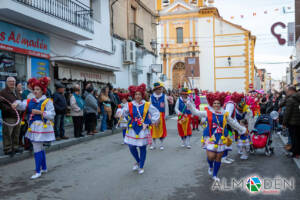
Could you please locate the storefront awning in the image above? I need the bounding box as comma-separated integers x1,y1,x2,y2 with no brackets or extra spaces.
51,56,120,71
57,63,116,84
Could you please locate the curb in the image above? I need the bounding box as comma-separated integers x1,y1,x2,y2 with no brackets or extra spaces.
0,128,122,166
279,134,300,170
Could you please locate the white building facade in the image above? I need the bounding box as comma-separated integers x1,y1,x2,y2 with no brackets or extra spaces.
0,0,143,91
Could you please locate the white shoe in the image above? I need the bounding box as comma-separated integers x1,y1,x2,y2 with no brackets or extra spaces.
186,145,192,149
212,176,220,182
132,163,139,171
138,168,144,174
181,140,186,147
226,157,234,162
41,169,48,174
240,155,248,160
221,157,232,164
238,149,243,154
208,168,213,176
31,173,41,179
160,146,164,150
150,145,156,150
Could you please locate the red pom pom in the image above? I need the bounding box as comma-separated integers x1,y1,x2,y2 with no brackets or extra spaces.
231,92,244,104
128,83,146,98
206,92,227,107
27,78,38,89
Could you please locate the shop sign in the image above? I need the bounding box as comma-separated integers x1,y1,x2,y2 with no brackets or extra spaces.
0,21,50,59
0,71,17,77
31,57,50,78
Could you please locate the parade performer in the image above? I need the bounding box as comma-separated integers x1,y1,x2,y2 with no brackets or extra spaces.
187,92,246,181
20,78,38,150
13,77,56,179
175,88,193,149
190,89,201,131
238,119,251,160
235,99,254,157
116,92,129,144
117,84,160,174
222,92,244,164
150,82,168,150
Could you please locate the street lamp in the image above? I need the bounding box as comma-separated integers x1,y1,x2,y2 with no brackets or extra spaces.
150,39,158,54
290,55,294,85
228,56,231,66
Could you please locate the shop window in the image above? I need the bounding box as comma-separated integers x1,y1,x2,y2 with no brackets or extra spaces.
0,51,27,89
176,27,183,44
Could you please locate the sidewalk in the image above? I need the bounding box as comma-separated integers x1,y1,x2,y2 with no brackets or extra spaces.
0,123,122,166
279,134,300,169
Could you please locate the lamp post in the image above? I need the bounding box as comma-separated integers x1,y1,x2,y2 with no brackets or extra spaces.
290,55,294,85
228,56,231,66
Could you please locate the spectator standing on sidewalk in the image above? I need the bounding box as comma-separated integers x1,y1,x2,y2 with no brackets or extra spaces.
99,86,111,132
46,77,52,98
53,83,68,140
0,77,23,156
283,86,300,159
84,85,98,135
70,84,85,138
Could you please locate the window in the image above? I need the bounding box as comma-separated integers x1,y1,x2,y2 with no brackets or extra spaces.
176,27,183,43
0,51,27,89
90,0,101,22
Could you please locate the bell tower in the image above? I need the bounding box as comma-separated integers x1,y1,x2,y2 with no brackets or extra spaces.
156,0,207,11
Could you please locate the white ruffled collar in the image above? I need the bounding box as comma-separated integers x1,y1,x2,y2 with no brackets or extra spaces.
34,95,47,102
207,106,225,115
132,100,145,107
153,93,163,98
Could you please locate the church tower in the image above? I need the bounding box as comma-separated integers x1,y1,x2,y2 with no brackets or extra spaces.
156,0,255,92
156,0,213,11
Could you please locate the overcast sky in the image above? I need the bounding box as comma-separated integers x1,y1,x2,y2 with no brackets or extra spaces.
214,0,295,80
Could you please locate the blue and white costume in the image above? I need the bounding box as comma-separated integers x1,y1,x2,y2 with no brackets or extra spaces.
121,100,160,147
236,107,254,151
188,104,246,152
120,100,159,172
17,95,55,178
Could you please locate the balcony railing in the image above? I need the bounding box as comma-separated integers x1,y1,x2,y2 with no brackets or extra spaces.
14,0,94,33
130,23,144,45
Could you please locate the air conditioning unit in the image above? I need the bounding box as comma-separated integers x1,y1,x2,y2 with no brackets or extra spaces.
123,40,136,64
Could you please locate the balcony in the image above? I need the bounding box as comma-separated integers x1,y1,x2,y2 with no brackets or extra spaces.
130,23,144,45
0,0,94,40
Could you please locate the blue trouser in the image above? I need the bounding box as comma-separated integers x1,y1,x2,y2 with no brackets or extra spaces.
54,114,65,137
122,129,126,138
32,142,47,173
100,105,107,132
222,149,229,158
128,145,147,169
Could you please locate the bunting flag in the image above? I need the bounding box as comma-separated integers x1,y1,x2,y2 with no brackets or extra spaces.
227,5,293,20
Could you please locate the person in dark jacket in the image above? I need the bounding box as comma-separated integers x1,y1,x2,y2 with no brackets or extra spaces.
283,86,300,158
0,77,22,156
53,83,68,140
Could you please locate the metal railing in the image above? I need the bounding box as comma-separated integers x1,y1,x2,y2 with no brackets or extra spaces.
14,0,94,33
130,23,144,45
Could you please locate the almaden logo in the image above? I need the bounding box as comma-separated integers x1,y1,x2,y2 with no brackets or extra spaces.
211,175,295,194
246,176,262,193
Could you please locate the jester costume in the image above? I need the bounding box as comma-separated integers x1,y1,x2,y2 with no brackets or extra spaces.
175,92,193,148
18,95,55,174
235,103,254,156
120,83,160,174
188,92,246,181
150,93,168,139
16,77,55,179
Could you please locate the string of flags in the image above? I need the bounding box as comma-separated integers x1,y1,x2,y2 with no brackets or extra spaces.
226,6,293,20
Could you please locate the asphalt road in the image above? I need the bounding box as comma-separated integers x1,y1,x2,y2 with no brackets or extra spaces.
0,117,299,200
